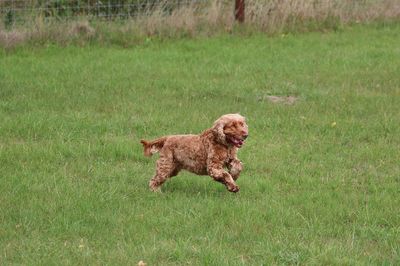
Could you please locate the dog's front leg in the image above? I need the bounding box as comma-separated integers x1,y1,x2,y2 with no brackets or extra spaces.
228,159,243,181
207,160,239,193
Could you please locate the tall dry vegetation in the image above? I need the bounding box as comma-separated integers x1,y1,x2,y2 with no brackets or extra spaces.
245,0,400,33
1,0,400,49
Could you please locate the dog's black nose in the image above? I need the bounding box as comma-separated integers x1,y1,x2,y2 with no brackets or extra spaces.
243,134,248,140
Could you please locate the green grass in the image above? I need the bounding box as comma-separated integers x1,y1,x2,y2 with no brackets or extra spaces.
1,24,400,265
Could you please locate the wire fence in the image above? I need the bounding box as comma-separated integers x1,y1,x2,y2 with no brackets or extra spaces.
2,1,400,29
1,0,209,25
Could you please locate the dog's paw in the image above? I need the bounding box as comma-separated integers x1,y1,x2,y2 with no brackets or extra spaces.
227,184,240,193
149,181,162,193
150,186,162,193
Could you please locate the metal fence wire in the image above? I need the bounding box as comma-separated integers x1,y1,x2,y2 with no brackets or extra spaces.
1,0,208,24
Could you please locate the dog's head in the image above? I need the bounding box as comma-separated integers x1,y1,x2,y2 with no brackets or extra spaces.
212,114,248,148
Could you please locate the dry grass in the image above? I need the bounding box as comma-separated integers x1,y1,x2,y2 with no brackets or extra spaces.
0,28,27,49
245,0,400,33
1,0,400,49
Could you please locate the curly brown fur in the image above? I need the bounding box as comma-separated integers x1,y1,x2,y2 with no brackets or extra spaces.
140,114,248,192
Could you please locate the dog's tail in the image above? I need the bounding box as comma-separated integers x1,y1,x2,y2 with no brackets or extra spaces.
140,137,167,157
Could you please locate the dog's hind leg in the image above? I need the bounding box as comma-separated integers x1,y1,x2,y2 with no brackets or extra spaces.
149,151,180,192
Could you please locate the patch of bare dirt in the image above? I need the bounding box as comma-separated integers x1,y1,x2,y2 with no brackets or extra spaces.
258,95,299,105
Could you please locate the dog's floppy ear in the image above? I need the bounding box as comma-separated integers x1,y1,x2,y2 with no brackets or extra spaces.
212,116,228,144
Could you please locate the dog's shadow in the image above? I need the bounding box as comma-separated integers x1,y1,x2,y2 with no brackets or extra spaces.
161,178,234,197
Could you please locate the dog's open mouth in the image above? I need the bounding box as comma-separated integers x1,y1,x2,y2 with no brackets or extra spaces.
227,136,245,148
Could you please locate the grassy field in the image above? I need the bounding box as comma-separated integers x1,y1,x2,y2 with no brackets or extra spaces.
1,24,400,264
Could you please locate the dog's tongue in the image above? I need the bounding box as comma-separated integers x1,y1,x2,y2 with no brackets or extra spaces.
233,138,244,147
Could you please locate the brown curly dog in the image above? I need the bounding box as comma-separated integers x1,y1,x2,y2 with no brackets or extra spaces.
140,114,248,192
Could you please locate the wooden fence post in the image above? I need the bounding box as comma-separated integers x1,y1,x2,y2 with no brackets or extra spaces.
235,0,245,23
